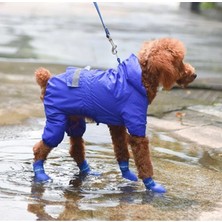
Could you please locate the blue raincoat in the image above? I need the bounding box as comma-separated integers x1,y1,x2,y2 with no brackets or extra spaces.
42,54,149,147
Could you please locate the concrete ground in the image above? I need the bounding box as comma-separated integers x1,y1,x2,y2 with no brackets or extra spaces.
147,78,222,220
148,78,222,150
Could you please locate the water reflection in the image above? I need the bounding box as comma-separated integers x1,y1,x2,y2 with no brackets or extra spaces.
28,177,198,220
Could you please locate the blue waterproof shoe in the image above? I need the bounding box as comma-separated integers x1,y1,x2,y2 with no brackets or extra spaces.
119,161,138,181
33,160,51,183
143,177,166,193
78,160,101,176
79,160,91,175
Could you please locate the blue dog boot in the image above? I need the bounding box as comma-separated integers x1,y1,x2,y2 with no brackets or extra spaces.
78,160,91,175
78,160,101,176
143,177,166,193
119,161,138,181
33,160,51,183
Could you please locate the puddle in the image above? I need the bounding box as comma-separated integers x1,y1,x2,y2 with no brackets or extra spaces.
0,119,222,220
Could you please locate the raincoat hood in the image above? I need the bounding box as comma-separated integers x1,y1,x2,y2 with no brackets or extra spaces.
117,54,147,97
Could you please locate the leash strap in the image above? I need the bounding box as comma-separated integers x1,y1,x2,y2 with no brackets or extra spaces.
93,2,121,64
93,2,110,38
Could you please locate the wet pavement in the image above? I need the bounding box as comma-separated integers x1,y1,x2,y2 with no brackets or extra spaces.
0,2,222,221
0,2,221,76
1,114,222,220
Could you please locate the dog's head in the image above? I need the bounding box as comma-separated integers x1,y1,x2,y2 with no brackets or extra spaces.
138,38,197,91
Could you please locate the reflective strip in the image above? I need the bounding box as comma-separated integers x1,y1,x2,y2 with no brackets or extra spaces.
81,166,90,172
144,179,155,187
34,167,44,173
72,68,82,87
120,166,128,170
71,66,90,87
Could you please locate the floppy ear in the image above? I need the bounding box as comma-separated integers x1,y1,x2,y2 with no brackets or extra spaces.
151,51,176,88
147,38,186,90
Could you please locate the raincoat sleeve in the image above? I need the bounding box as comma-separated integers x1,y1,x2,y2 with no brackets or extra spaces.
42,106,67,148
123,113,147,137
121,91,148,137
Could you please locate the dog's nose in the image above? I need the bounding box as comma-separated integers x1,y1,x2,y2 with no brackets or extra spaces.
193,74,197,79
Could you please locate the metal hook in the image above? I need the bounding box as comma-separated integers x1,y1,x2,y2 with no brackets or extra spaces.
108,37,118,55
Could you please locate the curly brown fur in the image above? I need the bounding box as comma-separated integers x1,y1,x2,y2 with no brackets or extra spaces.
69,137,85,166
138,38,196,103
129,136,153,179
33,140,51,161
108,125,130,162
35,67,52,101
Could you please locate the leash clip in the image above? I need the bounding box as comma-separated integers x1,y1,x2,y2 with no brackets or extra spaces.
93,2,121,63
108,36,118,55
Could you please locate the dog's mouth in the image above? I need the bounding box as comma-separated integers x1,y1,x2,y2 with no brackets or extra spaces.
177,73,197,88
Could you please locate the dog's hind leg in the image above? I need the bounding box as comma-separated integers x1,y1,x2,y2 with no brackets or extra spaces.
33,140,51,161
67,117,92,175
33,140,52,182
69,137,85,165
129,135,166,193
69,137,90,174
108,125,138,181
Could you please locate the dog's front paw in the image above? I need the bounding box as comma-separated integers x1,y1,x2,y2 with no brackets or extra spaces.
33,160,52,183
122,170,138,181
79,160,91,174
143,177,166,193
34,172,51,183
119,161,138,181
79,160,101,177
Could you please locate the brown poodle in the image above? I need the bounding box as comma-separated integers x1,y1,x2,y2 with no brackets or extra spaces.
32,37,196,193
